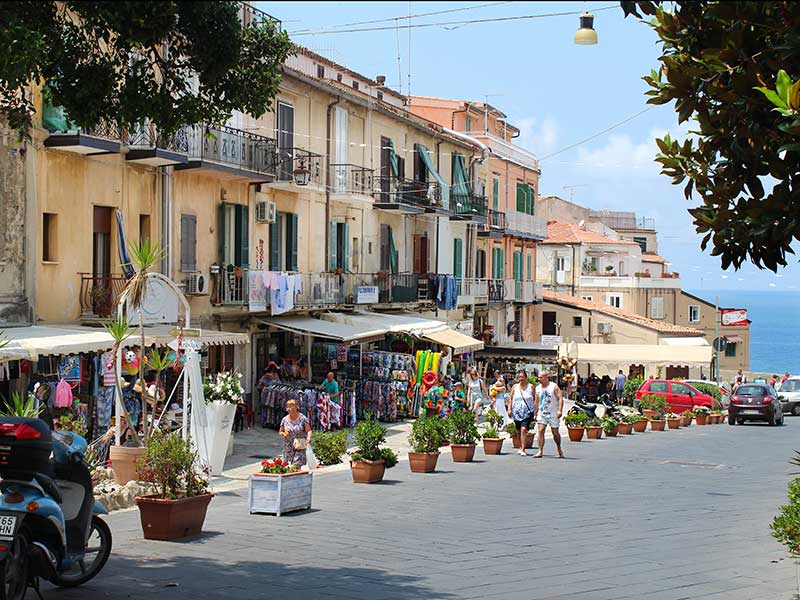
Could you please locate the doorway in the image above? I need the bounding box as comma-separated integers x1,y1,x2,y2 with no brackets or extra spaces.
542,311,557,336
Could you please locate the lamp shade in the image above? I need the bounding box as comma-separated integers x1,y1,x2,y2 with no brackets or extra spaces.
574,12,598,45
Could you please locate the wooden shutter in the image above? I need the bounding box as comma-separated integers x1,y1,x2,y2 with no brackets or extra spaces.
218,203,228,265
413,235,421,274
527,254,532,280
329,222,338,271
287,213,298,271
235,204,249,268
180,214,197,272
513,251,522,281
269,214,281,270
343,222,350,272
453,239,463,278
516,183,525,212
420,235,429,274
492,178,499,211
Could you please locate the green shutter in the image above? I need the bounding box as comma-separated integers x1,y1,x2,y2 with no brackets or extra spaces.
219,203,228,264
529,184,536,215
516,183,525,212
513,251,522,281
235,205,249,268
269,214,281,270
288,213,298,271
329,222,338,271
343,222,350,272
492,178,499,211
527,254,532,279
387,139,399,178
453,239,463,278
388,226,398,274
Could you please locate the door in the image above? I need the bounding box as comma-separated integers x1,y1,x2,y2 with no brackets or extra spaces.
665,366,689,380
647,380,669,404
542,311,557,336
92,206,113,313
476,249,486,279
667,382,694,412
277,102,294,181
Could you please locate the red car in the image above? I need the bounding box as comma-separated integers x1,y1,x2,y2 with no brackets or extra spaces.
635,379,714,413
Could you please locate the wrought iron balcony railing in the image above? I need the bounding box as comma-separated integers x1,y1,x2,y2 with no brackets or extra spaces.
277,148,323,186
78,273,128,318
185,124,277,175
373,176,442,208
331,164,374,195
452,193,488,218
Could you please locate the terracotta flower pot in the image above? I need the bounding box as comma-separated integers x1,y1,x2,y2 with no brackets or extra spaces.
408,451,440,473
350,459,386,483
719,414,726,424
605,426,618,438
680,416,692,427
135,493,214,541
650,419,666,431
642,409,657,419
695,414,708,425
567,426,585,442
510,432,535,449
666,418,681,429
482,438,504,455
632,419,648,433
109,445,147,485
617,422,633,435
586,426,602,439
450,443,477,462
710,414,721,424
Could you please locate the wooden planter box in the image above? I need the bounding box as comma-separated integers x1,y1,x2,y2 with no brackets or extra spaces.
248,471,313,515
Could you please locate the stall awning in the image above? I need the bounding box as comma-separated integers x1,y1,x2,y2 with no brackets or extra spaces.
141,325,249,347
476,342,560,360
422,328,483,355
725,335,744,344
320,311,448,337
562,343,712,368
0,325,117,361
659,337,711,347
261,316,386,343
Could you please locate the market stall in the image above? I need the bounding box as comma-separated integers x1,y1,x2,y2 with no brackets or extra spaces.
560,342,713,380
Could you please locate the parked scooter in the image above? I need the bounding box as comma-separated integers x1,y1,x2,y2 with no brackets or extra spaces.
568,394,626,420
0,417,112,600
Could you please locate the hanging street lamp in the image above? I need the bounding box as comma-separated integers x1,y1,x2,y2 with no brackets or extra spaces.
574,11,598,45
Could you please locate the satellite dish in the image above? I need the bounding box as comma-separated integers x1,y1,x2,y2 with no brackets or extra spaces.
578,219,585,227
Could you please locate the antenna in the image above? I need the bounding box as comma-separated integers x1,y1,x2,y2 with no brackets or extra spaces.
562,184,589,201
482,94,504,133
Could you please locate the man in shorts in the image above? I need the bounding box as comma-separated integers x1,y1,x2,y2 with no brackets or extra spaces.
534,371,564,458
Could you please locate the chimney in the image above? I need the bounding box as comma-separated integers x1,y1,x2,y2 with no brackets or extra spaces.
375,75,386,86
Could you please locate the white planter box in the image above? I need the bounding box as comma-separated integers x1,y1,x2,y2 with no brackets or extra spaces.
200,402,237,476
248,472,313,516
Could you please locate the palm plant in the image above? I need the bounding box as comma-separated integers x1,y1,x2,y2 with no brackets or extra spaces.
102,316,141,447
0,391,42,418
147,348,174,432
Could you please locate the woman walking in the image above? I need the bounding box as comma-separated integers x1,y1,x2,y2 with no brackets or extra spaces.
507,370,535,456
279,399,312,467
467,367,490,422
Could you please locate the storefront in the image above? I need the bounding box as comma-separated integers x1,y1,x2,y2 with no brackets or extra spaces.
475,341,559,381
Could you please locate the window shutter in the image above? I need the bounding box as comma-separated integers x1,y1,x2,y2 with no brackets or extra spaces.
288,213,298,271
329,222,338,271
651,297,664,320
530,185,536,215
235,204,249,268
453,239,463,278
513,251,521,281
269,214,281,270
343,222,350,272
516,183,525,212
498,248,504,278
492,178,499,211
527,254,532,280
180,214,197,272
413,235,421,274
218,203,228,265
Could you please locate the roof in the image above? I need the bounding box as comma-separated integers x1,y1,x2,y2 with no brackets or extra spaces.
541,221,639,246
642,253,669,264
543,291,706,336
408,96,520,133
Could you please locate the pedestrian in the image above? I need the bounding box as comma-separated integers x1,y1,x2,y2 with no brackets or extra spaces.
614,370,627,403
782,372,791,384
467,366,489,422
734,369,747,391
534,371,565,459
322,371,341,404
279,399,312,467
490,371,512,426
451,381,467,411
507,370,535,456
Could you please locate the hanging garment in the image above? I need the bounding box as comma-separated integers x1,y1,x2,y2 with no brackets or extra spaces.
100,352,116,387
55,379,73,408
94,386,115,433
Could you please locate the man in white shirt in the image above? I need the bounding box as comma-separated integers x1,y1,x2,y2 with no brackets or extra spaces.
534,371,564,459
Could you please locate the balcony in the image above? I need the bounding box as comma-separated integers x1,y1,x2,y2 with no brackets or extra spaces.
579,274,682,289
456,278,488,306
469,132,539,172
487,279,506,304
176,124,276,180
331,164,374,197
478,209,507,238
506,212,548,240
44,120,122,155
451,193,488,223
272,148,323,189
373,176,442,214
78,273,127,321
588,210,655,231
514,280,543,304
125,124,189,167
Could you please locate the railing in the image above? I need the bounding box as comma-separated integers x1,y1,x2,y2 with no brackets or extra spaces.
456,278,489,305
216,267,248,305
78,273,128,318
503,278,516,302
485,209,507,231
533,282,544,303
452,193,488,218
514,280,535,303
506,212,548,238
579,275,682,289
330,164,374,195
277,148,323,186
589,211,655,231
373,176,442,208
126,123,190,154
241,3,282,28
467,132,539,172
185,124,276,175
488,279,505,303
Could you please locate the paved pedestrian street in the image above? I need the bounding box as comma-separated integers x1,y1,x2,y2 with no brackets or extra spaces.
47,420,799,600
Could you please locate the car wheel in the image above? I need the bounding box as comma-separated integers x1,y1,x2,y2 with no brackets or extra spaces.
793,404,800,416
769,412,776,426
737,418,745,425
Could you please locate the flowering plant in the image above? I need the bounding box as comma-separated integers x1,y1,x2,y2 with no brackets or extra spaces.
203,371,244,404
261,457,299,475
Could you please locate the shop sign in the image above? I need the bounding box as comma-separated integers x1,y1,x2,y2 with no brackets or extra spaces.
169,327,202,338
721,308,747,326
541,335,563,347
168,338,202,352
356,286,379,304
452,320,474,337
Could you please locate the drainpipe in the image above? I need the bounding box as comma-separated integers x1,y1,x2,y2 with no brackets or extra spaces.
443,127,489,167
325,97,341,271
160,166,170,277
451,102,473,130
571,245,577,296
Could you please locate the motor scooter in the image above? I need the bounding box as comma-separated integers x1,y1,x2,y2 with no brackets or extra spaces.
0,417,112,600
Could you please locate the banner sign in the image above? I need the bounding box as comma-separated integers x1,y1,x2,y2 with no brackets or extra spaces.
357,286,379,304
721,309,748,326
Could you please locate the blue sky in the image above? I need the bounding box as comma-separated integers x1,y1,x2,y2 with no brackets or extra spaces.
262,0,800,293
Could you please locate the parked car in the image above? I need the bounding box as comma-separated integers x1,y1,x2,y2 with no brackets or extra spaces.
728,384,785,426
681,379,731,409
778,377,800,416
635,379,714,413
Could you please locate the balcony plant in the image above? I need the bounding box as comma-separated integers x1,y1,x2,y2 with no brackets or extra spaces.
505,421,534,449
408,416,444,473
564,411,588,442
632,414,649,433
602,416,620,437
89,284,113,317
586,417,603,439
310,430,349,466
694,406,710,425
350,414,397,483
680,410,694,427
448,409,480,462
134,431,212,541
249,457,312,516
481,408,505,455
666,412,682,429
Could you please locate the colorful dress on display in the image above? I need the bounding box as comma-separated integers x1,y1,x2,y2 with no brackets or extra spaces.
280,413,309,467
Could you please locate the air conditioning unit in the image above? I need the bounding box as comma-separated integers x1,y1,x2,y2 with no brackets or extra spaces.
186,272,209,295
597,322,613,334
255,198,277,223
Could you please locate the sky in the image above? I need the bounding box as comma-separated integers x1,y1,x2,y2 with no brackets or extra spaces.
261,0,800,293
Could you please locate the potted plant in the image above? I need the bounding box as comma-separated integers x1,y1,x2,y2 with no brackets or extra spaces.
408,416,444,472
134,431,213,541
649,412,666,431
350,414,398,483
481,408,505,455
709,409,722,424
586,417,603,439
618,413,637,435
680,410,694,427
602,416,620,437
632,414,649,433
248,457,312,515
505,422,534,449
448,409,480,462
310,430,349,466
666,412,682,429
638,394,666,419
565,412,588,442
694,406,710,425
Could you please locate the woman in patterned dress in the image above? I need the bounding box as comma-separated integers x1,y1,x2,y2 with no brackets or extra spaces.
279,399,312,467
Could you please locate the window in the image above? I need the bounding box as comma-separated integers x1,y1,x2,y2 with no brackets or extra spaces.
556,256,569,272
476,249,486,279
377,91,383,101
465,116,472,132
581,295,593,301
512,250,523,282
316,64,325,78
670,383,692,396
688,305,700,323
42,212,57,261
277,102,294,181
352,81,359,91
139,214,151,245
725,342,737,357
492,177,499,211
650,296,665,320
219,203,249,268
515,182,535,215
573,316,583,327
492,247,504,279
649,381,668,393
606,294,622,308
180,214,197,272
633,236,647,253
269,211,298,271
329,222,350,271
336,73,342,82
453,238,463,278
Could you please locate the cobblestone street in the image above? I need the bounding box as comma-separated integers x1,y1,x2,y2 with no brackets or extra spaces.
44,419,800,600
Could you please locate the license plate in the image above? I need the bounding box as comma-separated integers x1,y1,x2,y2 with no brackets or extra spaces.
0,516,17,536
740,409,761,415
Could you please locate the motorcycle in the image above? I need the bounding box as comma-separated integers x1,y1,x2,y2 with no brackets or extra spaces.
0,417,112,600
568,394,634,420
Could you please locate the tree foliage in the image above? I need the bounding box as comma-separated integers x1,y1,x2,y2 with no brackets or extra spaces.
0,1,293,136
621,1,800,271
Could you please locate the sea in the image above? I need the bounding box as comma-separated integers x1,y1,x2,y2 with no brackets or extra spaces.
689,289,800,374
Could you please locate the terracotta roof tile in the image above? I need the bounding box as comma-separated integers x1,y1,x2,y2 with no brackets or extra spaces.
642,253,669,264
541,222,639,246
543,290,705,336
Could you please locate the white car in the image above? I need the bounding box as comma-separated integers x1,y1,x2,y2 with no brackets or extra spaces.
681,379,731,409
778,377,800,416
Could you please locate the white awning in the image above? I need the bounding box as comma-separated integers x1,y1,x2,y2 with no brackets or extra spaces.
422,328,484,355
320,311,448,337
0,325,117,361
659,337,710,347
141,325,249,347
261,316,385,343
561,343,713,369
